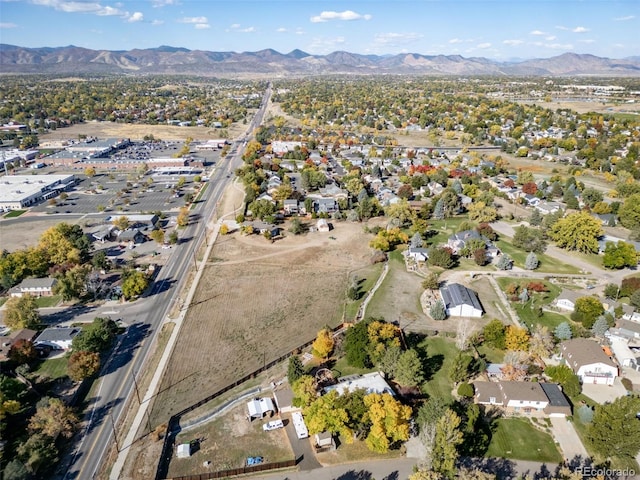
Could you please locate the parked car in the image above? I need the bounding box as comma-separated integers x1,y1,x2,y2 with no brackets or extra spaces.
262,420,284,431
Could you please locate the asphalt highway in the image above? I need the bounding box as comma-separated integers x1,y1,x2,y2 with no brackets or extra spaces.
56,83,272,479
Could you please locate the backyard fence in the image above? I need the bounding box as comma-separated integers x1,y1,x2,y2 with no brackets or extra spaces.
167,458,297,480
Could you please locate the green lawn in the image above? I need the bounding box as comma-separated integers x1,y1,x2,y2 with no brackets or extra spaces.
344,262,384,321
496,240,581,274
331,356,377,379
495,278,569,330
35,295,62,308
486,417,562,463
425,217,470,246
33,356,68,380
417,336,459,403
4,209,26,218
476,344,504,364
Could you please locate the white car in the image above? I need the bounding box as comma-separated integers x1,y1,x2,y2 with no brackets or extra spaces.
263,420,284,431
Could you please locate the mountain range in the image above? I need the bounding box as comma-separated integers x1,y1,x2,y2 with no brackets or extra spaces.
1,44,639,77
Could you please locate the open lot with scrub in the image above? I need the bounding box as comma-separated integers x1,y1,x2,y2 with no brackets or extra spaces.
149,220,373,426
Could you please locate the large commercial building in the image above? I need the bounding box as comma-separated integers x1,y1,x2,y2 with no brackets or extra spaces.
0,174,76,210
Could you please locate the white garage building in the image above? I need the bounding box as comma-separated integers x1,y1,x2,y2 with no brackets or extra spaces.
439,283,483,318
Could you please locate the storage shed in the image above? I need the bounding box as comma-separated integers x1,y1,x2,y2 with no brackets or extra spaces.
176,443,191,458
247,397,275,420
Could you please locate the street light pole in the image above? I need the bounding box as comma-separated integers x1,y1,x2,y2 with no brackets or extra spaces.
109,413,120,453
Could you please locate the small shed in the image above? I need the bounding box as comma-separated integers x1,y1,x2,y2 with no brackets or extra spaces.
316,218,330,232
273,385,295,413
176,443,191,458
314,431,335,450
247,397,275,420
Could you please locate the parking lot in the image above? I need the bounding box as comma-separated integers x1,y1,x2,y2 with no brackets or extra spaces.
30,171,208,215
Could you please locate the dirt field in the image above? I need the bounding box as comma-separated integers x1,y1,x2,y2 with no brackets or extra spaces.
519,99,640,115
0,217,84,251
149,220,373,426
39,119,249,142
169,403,293,477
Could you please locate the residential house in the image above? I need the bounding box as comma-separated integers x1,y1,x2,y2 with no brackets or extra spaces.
535,201,564,215
313,198,338,214
427,182,444,196
446,230,500,258
592,213,617,227
473,381,571,416
92,225,115,243
241,221,280,237
554,289,582,312
405,246,429,263
283,199,299,215
324,372,395,397
10,277,58,298
0,329,37,362
34,327,81,351
523,194,540,207
256,192,275,204
609,320,640,342
439,283,483,318
609,338,638,369
560,338,619,385
621,305,640,323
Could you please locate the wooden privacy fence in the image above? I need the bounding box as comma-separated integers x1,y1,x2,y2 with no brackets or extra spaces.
167,459,297,480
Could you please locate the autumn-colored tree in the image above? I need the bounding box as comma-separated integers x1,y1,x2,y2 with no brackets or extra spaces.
8,339,37,365
38,225,81,265
505,326,529,351
549,211,604,254
311,328,335,360
467,201,498,223
177,207,189,227
84,166,96,177
369,227,409,252
303,390,353,442
521,182,537,195
292,375,317,408
528,325,554,365
28,397,78,439
112,215,130,231
149,229,165,245
367,321,401,364
121,269,149,300
16,433,59,476
3,295,41,330
68,351,101,382
364,393,412,453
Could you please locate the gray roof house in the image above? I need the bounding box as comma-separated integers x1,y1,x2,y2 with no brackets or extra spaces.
446,230,499,258
34,327,81,351
118,228,146,244
554,289,583,312
560,338,619,386
473,381,571,416
10,277,58,297
439,283,483,318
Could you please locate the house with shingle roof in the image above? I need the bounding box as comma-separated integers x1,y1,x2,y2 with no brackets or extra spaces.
473,380,571,416
10,277,57,298
439,283,483,318
34,327,81,351
554,289,582,312
560,338,618,386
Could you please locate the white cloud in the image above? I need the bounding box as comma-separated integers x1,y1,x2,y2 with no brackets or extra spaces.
0,22,18,28
449,38,463,44
295,27,305,35
579,39,595,44
151,19,164,26
31,0,124,16
476,42,492,49
276,27,287,32
228,24,256,33
194,23,210,29
127,11,143,23
373,32,423,47
572,26,589,33
152,0,179,7
555,25,569,31
230,23,240,29
614,15,634,21
545,35,556,41
310,10,371,23
178,16,208,24
531,41,574,50
503,39,524,46
530,30,547,36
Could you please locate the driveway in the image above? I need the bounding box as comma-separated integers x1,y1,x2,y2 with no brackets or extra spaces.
549,417,589,462
581,377,629,404
252,458,417,480
281,413,321,471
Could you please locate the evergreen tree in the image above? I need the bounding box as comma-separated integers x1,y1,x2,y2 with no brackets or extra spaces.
529,208,542,226
495,254,512,270
524,251,539,270
287,356,305,384
554,322,572,340
410,232,424,248
591,317,609,338
433,198,445,220
430,300,447,321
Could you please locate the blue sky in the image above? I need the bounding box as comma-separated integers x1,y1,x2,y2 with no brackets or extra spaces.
1,0,638,59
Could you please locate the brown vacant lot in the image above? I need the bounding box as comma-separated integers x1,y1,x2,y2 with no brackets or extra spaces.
149,220,372,426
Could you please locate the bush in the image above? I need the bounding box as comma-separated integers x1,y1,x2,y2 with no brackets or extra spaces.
457,382,474,398
621,377,633,392
577,405,594,424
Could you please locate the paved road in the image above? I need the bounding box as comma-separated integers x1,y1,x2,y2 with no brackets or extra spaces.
53,84,273,480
